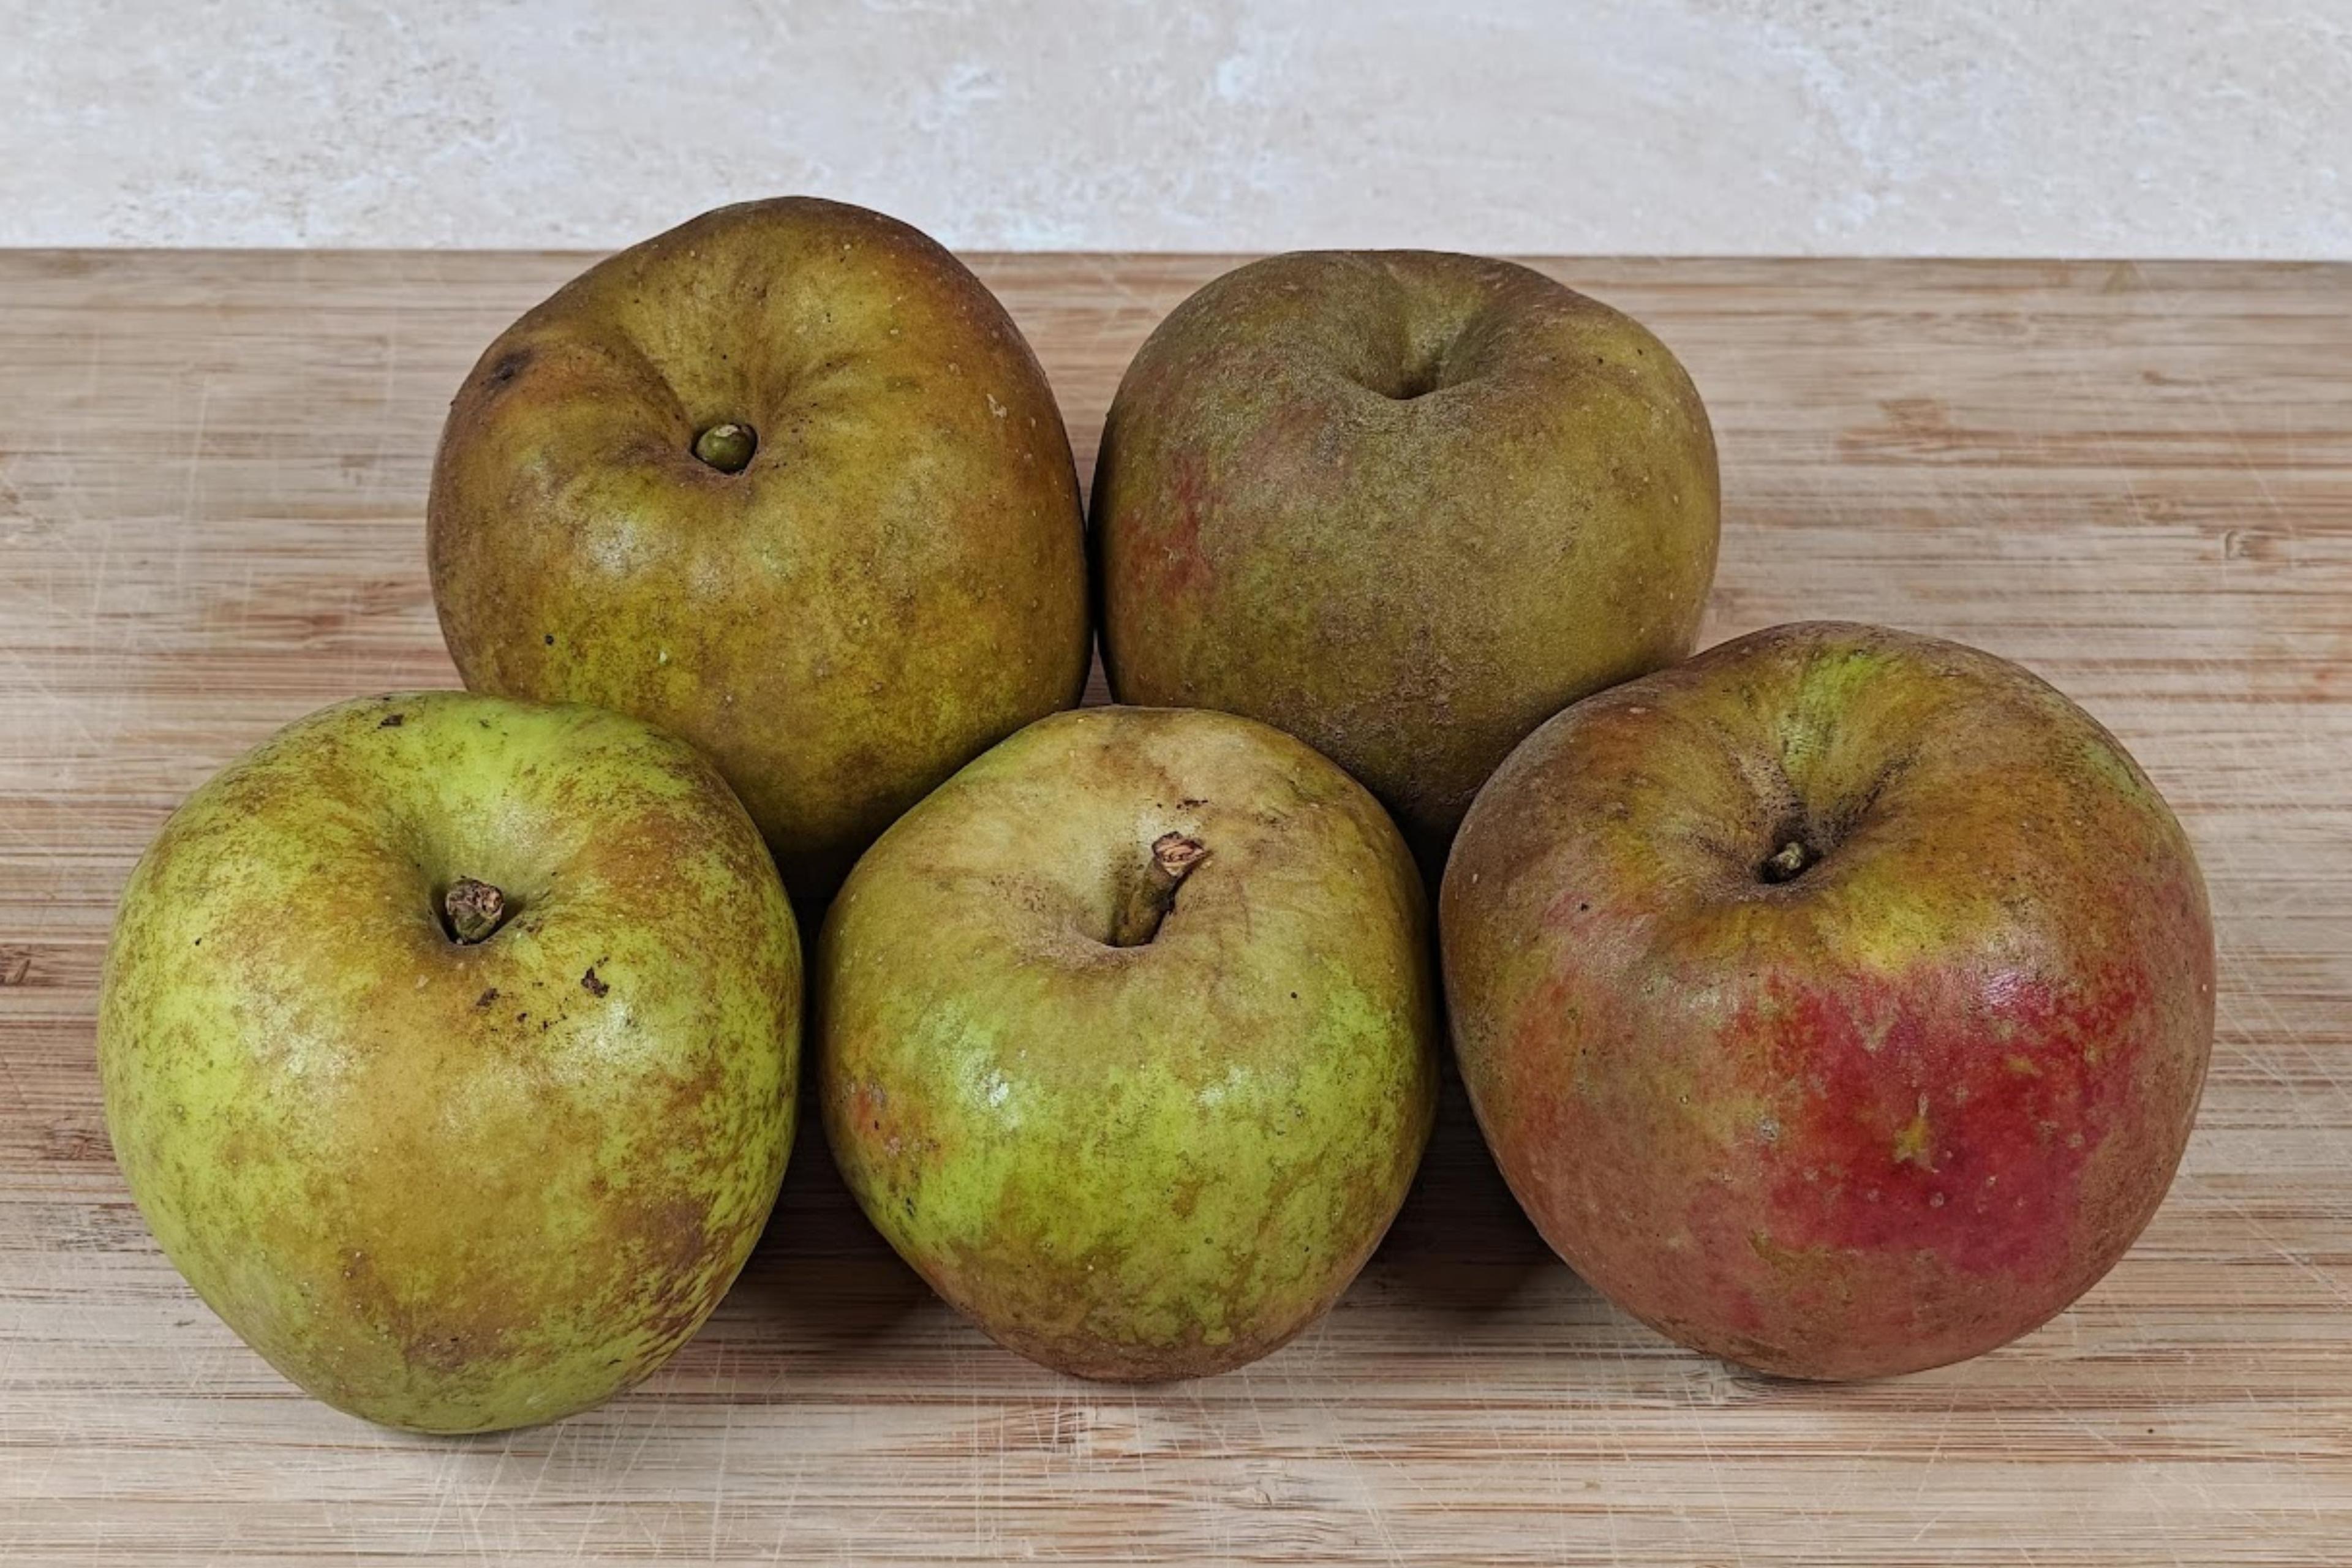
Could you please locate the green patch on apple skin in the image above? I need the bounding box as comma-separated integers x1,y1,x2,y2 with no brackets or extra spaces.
870,974,1422,1362
1777,639,1895,778
99,692,801,1434
2071,722,2166,809
819,706,1438,1381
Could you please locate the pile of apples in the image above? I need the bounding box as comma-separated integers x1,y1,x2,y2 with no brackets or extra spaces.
99,200,2215,1434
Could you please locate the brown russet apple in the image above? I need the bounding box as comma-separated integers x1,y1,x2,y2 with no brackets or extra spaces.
429,197,1090,895
100,692,800,1433
1441,622,2215,1379
820,706,1437,1380
1093,250,1719,867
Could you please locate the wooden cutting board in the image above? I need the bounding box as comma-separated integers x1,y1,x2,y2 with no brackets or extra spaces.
2,252,2348,1567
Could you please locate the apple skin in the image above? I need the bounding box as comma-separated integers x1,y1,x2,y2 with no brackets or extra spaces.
819,707,1438,1380
429,197,1090,896
1441,622,2215,1379
98,692,801,1432
1093,251,1718,867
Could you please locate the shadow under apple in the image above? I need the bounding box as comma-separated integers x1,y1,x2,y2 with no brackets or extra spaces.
716,1081,936,1357
1357,1060,1583,1323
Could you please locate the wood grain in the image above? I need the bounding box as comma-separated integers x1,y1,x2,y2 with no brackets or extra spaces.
2,252,2349,1566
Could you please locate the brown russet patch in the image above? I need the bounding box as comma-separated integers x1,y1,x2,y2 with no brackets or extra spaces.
607,1193,733,1351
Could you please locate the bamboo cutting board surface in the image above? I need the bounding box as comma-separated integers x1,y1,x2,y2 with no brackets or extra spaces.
1,252,2348,1566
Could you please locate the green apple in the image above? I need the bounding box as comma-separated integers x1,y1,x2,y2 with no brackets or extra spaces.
429,197,1091,896
1094,251,1719,867
820,707,1438,1379
99,692,801,1431
1442,623,2215,1378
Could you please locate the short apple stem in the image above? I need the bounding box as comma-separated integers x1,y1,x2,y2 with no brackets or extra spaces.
444,878,507,944
692,421,758,473
1760,840,1816,884
1106,833,1208,948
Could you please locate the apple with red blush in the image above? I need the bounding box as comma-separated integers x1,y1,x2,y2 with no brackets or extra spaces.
1441,622,2214,1379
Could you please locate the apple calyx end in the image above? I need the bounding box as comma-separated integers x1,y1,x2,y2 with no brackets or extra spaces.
443,877,508,944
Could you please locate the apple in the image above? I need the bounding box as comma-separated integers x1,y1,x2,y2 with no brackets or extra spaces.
818,706,1438,1379
99,692,801,1432
1093,250,1719,867
429,197,1090,896
1441,622,2215,1379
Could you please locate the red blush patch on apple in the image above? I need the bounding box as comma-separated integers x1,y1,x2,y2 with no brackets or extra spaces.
1735,960,2154,1277
836,1076,939,1170
1135,453,1216,601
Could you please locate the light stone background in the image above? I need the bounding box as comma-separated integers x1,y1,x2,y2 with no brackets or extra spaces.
2,1,2346,257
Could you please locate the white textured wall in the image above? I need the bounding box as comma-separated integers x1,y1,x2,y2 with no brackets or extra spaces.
5,1,2346,255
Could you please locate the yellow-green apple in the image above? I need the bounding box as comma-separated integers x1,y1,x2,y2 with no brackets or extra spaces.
99,692,801,1431
1093,251,1719,867
1441,622,2214,1379
429,197,1090,895
819,706,1438,1379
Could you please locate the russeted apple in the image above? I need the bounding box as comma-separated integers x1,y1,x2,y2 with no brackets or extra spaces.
1093,251,1719,868
99,693,801,1432
429,197,1090,896
1442,623,2215,1379
819,707,1438,1379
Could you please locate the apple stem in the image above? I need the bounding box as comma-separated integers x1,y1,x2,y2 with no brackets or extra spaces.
1106,833,1208,948
1760,840,1815,884
692,421,758,473
444,878,507,944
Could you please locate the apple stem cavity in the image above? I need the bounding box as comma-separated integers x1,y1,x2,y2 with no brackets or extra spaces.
443,878,508,944
692,421,758,473
1106,832,1208,949
1760,839,1817,885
